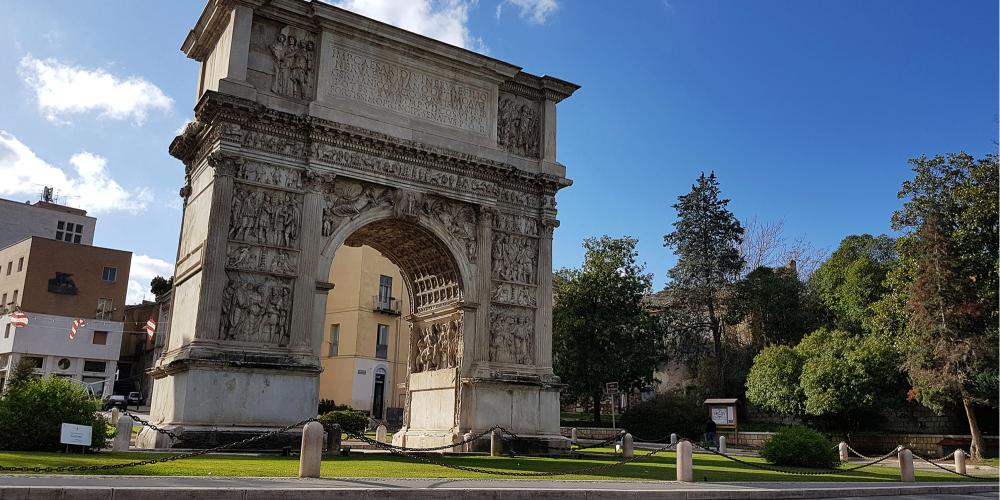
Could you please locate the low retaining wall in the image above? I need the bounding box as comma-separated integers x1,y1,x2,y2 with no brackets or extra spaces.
559,427,621,440
718,431,999,458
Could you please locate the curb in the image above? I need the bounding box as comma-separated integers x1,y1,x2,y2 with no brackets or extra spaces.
0,483,996,499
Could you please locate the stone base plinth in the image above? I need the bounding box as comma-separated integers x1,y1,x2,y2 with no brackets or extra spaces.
135,424,305,450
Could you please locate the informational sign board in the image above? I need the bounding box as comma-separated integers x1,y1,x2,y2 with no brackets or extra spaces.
604,382,619,395
710,405,734,426
60,423,93,446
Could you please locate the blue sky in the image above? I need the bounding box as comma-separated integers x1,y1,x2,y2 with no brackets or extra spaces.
0,0,996,300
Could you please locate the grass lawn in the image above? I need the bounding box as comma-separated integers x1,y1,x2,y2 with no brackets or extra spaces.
1,448,995,481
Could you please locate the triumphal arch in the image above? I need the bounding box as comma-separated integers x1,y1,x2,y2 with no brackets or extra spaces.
139,0,578,451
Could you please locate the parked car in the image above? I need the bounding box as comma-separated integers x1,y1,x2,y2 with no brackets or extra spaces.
127,391,143,407
102,394,127,410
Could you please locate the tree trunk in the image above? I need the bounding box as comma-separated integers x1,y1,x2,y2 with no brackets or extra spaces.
961,395,984,460
592,393,602,425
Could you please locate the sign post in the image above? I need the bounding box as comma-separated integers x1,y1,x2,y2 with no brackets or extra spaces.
604,382,620,430
60,423,92,454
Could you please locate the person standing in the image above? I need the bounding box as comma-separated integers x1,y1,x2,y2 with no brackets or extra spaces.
704,418,717,449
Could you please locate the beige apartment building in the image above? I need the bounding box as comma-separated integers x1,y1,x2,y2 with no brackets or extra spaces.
319,245,410,421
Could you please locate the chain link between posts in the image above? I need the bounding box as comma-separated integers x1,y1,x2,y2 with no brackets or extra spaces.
689,440,901,476
911,450,985,480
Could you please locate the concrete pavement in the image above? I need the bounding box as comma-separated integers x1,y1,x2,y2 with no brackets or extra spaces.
0,475,996,499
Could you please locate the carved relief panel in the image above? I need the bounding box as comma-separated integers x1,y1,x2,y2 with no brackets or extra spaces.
229,186,302,248
249,18,317,100
220,271,294,346
226,243,298,277
410,316,463,374
238,160,303,190
488,305,535,365
320,178,393,237
491,231,538,284
497,93,541,158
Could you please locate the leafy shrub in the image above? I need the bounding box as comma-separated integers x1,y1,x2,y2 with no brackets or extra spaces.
318,399,351,414
621,392,703,441
759,426,838,468
746,345,805,416
0,373,109,451
317,409,368,434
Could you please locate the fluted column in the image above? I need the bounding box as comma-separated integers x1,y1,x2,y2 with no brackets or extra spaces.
535,217,558,370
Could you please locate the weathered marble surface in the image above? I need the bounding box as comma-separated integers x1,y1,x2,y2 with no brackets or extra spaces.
140,0,577,452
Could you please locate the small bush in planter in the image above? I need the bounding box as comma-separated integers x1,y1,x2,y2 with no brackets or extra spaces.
759,425,838,468
317,409,368,435
318,399,351,414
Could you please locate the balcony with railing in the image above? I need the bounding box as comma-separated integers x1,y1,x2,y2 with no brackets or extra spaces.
373,296,401,315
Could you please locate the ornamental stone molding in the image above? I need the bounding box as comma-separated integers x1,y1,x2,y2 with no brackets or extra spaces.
141,0,578,453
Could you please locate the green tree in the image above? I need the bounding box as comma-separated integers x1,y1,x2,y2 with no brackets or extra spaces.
0,375,108,451
150,275,173,297
890,150,999,459
808,234,896,333
745,344,805,416
553,236,663,424
663,172,744,387
728,265,822,348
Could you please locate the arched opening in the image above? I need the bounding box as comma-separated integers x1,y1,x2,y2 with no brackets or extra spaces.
316,214,469,435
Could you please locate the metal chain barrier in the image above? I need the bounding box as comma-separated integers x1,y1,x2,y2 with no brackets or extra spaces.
845,442,876,460
628,432,672,444
690,440,901,476
341,425,504,452
911,450,986,480
122,409,182,442
572,431,626,451
340,425,677,477
0,417,316,473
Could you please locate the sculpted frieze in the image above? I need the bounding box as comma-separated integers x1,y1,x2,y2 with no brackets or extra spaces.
239,161,303,190
491,281,537,308
326,46,489,135
423,196,478,262
497,94,540,158
230,186,302,248
241,130,308,157
250,19,316,100
225,243,298,277
321,179,394,237
491,231,538,284
493,212,540,237
489,305,535,365
411,318,462,374
220,271,293,346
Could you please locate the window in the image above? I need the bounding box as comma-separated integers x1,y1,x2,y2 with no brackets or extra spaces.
57,221,64,230
92,331,107,345
1,294,6,306
375,324,389,359
4,324,9,339
57,358,71,370
56,231,63,240
83,360,107,373
57,221,84,244
328,324,340,357
74,234,81,243
378,275,392,306
101,267,117,282
5,262,10,275
11,290,17,306
22,356,42,369
96,298,113,320
17,257,22,272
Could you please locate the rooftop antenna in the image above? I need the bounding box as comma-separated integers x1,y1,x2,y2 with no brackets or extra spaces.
41,186,54,203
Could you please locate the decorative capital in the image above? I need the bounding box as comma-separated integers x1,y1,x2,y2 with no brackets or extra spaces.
303,169,337,193
208,152,243,178
540,217,560,236
178,184,192,200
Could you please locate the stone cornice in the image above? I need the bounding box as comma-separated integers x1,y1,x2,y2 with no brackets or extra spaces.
179,92,574,197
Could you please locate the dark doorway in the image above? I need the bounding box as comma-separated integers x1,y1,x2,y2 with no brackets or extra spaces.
372,372,386,419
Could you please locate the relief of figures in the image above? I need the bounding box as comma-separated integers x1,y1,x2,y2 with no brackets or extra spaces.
497,96,540,158
269,28,315,100
491,281,537,308
240,161,302,189
491,231,538,284
424,197,478,261
230,187,302,247
321,180,394,237
493,213,540,237
412,318,462,373
489,305,534,365
220,272,293,346
226,244,298,277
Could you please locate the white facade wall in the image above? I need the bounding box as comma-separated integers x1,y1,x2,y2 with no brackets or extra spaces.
350,358,389,413
0,199,96,249
0,311,122,397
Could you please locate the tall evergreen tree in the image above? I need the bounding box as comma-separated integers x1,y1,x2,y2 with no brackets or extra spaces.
552,236,663,424
663,172,745,388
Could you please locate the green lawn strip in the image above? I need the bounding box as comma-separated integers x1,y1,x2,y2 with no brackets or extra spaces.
0,450,994,481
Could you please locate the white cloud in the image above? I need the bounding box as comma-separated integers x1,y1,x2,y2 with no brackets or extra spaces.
18,55,172,124
330,0,486,51
499,0,558,24
0,130,150,214
127,254,175,304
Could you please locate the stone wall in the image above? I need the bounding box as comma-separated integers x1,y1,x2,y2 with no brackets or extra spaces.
560,427,622,440
718,431,999,458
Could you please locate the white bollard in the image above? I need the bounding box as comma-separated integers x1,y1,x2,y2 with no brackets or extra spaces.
670,433,678,445
375,424,387,443
676,440,693,481
838,442,849,462
490,429,502,457
718,435,727,454
299,421,324,478
898,448,915,482
622,433,634,458
112,414,132,452
110,408,120,426
571,427,578,445
954,450,966,475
